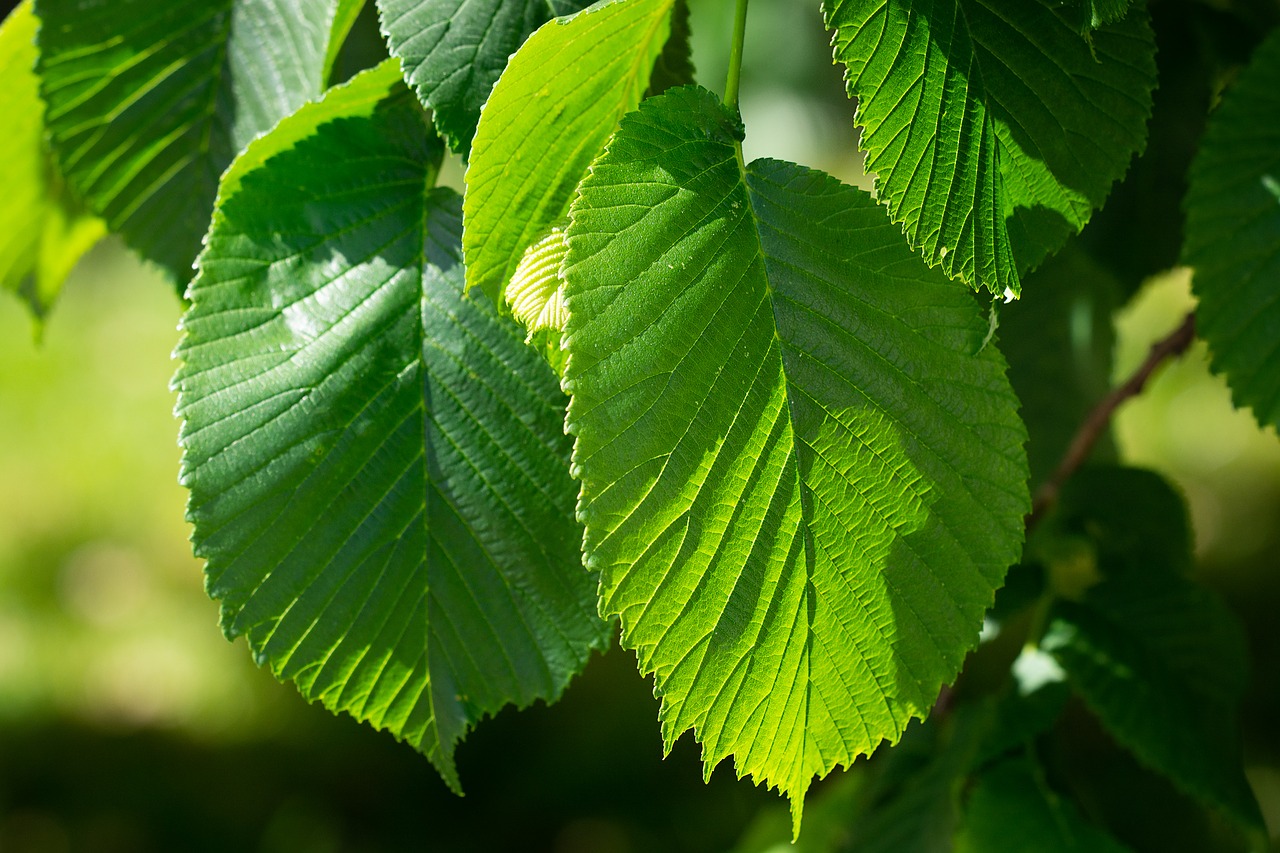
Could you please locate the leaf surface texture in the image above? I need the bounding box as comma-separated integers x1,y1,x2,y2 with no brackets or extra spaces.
562,85,1029,825
174,67,607,788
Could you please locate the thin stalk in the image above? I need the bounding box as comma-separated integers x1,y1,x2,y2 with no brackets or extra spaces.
725,0,749,109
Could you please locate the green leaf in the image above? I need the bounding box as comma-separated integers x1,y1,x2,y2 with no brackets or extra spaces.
463,0,678,304
1184,28,1280,431
36,0,345,282
823,0,1157,296
562,85,1029,829
0,0,103,320
174,67,608,789
956,756,1133,852
377,0,591,155
505,226,570,374
1040,468,1263,834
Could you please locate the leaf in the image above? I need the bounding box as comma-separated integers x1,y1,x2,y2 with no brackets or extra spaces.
36,0,345,282
1040,468,1263,834
463,0,678,304
562,85,1029,829
823,0,1157,296
1184,28,1280,431
174,67,608,788
0,0,103,321
377,0,591,155
956,756,1133,852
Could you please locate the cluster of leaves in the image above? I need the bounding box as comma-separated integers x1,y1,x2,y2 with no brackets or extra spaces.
0,0,1276,847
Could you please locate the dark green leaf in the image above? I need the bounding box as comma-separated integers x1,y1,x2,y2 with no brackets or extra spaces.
1041,468,1262,833
562,85,1028,828
956,755,1133,852
463,0,679,304
36,0,343,282
1184,28,1280,431
174,66,607,789
823,0,1157,296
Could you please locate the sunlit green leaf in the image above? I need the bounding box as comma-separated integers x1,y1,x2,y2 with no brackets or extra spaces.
1184,28,1280,431
174,67,608,788
563,85,1028,829
0,0,103,321
463,0,678,304
823,0,1156,296
36,0,344,282
377,0,593,154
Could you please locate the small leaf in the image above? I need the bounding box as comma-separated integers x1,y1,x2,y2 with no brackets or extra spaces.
463,0,677,304
0,0,103,320
36,0,346,282
323,0,368,84
823,0,1156,296
174,67,607,788
563,85,1029,830
1041,468,1263,834
1184,28,1280,431
376,0,593,155
956,756,1134,852
505,226,570,374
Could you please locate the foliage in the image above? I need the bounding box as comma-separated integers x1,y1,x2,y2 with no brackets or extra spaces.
1,0,1277,848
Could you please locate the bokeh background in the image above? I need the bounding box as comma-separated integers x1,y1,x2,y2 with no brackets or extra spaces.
2,0,1280,850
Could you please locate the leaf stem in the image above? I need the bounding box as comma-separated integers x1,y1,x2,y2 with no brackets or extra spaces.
724,0,749,109
1027,310,1197,530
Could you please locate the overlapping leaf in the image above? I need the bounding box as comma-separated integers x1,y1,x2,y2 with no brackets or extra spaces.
0,0,102,320
36,0,344,281
1184,29,1280,431
463,0,680,304
376,0,594,154
1040,468,1263,835
174,66,607,788
562,85,1029,828
823,0,1156,296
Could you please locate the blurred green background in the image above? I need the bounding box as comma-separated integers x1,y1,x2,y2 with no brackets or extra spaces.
3,0,1280,850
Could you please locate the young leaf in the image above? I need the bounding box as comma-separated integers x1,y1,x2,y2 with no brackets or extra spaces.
562,85,1029,829
376,0,592,155
1184,28,1280,431
1040,468,1263,835
956,756,1133,852
463,0,678,304
36,0,346,283
823,0,1156,296
174,67,608,789
0,0,103,320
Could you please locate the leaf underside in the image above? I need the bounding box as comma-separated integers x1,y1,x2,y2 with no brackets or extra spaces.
174,68,607,789
563,85,1028,828
824,0,1156,296
1184,28,1280,432
36,0,341,281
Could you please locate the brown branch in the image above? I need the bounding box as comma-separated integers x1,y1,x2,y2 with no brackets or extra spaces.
1026,310,1198,531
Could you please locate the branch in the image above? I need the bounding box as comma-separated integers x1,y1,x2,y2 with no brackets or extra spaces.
1026,310,1197,530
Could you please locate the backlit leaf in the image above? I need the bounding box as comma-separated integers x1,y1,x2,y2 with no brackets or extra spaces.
562,85,1028,830
823,0,1156,296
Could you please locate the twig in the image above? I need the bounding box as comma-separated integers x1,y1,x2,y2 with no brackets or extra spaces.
1026,310,1198,530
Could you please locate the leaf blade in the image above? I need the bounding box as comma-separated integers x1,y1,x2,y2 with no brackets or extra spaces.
562,85,1029,827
